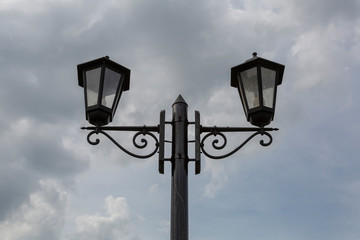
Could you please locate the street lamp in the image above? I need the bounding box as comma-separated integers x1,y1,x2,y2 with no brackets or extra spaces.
231,52,284,127
78,53,285,240
77,56,130,126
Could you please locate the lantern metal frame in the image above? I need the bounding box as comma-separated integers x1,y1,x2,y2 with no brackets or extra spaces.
231,52,284,127
77,56,130,126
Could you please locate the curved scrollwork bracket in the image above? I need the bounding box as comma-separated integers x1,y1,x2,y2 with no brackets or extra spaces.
200,129,274,160
83,125,160,159
192,111,278,174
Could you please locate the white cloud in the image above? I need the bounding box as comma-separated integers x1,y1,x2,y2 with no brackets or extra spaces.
0,0,50,13
290,21,356,90
68,196,136,240
63,0,134,38
0,0,360,239
157,220,170,234
0,118,88,226
149,184,159,194
203,159,228,198
0,179,68,240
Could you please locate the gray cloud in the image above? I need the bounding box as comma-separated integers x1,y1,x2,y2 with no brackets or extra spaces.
0,0,359,239
67,195,136,240
0,179,68,240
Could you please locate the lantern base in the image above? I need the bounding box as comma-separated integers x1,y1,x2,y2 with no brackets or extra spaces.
86,108,112,126
248,110,274,127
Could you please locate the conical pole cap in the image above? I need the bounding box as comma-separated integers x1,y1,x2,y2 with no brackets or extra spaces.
173,94,188,106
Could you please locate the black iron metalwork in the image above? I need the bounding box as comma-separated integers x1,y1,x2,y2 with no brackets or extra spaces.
194,111,201,174
231,52,285,127
81,105,279,240
159,110,167,174
83,125,160,159
78,56,131,126
78,54,285,240
199,127,277,160
171,95,189,240
193,111,278,161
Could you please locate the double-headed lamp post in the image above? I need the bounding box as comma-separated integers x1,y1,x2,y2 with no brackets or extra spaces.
77,53,285,240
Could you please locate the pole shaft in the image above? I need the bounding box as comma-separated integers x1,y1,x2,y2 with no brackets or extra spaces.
171,96,189,240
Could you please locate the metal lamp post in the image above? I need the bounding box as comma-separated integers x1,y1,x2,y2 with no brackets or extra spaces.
78,53,285,240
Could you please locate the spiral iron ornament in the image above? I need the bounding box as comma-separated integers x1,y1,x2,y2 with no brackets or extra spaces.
86,128,159,159
200,129,274,160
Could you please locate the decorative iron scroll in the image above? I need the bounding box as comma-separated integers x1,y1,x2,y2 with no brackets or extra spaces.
86,127,159,159
200,129,274,160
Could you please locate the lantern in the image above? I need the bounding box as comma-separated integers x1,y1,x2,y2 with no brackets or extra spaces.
77,56,130,126
231,53,284,127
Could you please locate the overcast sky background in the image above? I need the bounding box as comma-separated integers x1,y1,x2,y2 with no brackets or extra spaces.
0,0,359,239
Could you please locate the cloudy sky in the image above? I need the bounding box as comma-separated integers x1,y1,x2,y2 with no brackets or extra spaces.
0,0,359,239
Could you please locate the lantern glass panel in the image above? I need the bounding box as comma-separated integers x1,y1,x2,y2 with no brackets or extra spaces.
240,67,260,109
85,67,101,107
101,68,122,108
261,67,276,108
